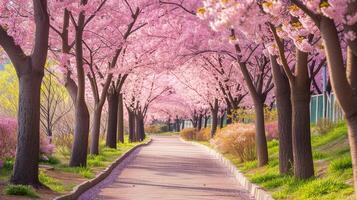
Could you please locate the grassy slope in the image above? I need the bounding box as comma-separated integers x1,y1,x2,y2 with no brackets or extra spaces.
0,137,147,198
235,122,354,200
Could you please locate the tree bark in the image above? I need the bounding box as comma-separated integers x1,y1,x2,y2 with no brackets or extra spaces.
182,120,185,130
106,91,118,148
270,55,294,175
90,106,102,155
204,116,209,128
197,114,203,130
69,99,90,167
210,99,219,138
11,71,43,186
254,100,269,166
220,114,224,128
226,105,233,124
117,93,124,143
291,50,314,179
128,108,135,142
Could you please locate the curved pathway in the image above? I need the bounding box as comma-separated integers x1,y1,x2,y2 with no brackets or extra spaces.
80,136,253,200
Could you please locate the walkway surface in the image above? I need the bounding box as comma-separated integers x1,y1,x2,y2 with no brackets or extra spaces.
80,136,253,200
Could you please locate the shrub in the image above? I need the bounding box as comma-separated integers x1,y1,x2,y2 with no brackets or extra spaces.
145,124,168,133
315,118,335,135
40,132,55,156
329,156,352,173
265,121,279,140
180,128,197,140
211,123,256,162
5,184,39,198
53,133,73,157
0,117,17,163
0,117,54,164
195,128,210,141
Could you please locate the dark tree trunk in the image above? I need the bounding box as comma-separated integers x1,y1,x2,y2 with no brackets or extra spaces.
106,91,118,148
70,99,90,167
291,51,314,179
210,99,219,138
11,71,43,186
291,88,314,179
204,117,208,128
117,93,124,143
90,106,102,155
254,100,269,166
197,114,203,130
220,114,224,128
270,55,294,175
226,105,233,124
182,120,185,130
128,108,135,142
138,114,145,141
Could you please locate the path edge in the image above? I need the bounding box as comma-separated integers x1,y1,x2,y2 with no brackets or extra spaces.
180,138,274,200
53,139,153,200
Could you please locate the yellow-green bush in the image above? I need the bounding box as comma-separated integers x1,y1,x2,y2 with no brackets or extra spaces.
196,128,211,141
180,128,197,140
211,123,256,162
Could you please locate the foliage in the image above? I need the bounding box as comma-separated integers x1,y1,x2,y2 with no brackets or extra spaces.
265,121,279,140
4,184,39,198
180,128,197,140
211,123,256,162
0,65,18,117
195,128,211,141
0,117,17,163
145,124,169,133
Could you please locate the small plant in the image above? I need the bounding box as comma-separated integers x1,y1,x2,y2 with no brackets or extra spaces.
4,184,39,198
329,156,352,173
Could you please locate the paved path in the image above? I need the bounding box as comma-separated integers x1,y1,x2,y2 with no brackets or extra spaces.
81,136,253,200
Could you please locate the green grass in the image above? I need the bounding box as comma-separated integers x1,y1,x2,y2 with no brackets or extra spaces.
199,122,355,200
39,171,65,193
0,137,149,198
329,156,352,173
4,184,39,198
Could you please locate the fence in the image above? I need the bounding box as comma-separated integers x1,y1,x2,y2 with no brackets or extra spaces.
310,93,344,124
179,93,344,131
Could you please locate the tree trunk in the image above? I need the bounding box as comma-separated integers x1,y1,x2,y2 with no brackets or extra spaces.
11,71,43,186
254,100,269,166
210,99,219,138
220,114,224,128
270,55,294,175
138,115,145,141
197,114,203,130
226,105,233,124
290,50,314,179
291,87,314,179
69,99,90,167
204,117,208,128
90,106,102,155
182,120,185,130
128,108,135,142
117,93,124,143
106,91,118,148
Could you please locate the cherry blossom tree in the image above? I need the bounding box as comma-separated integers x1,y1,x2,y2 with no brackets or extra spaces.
0,0,49,186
